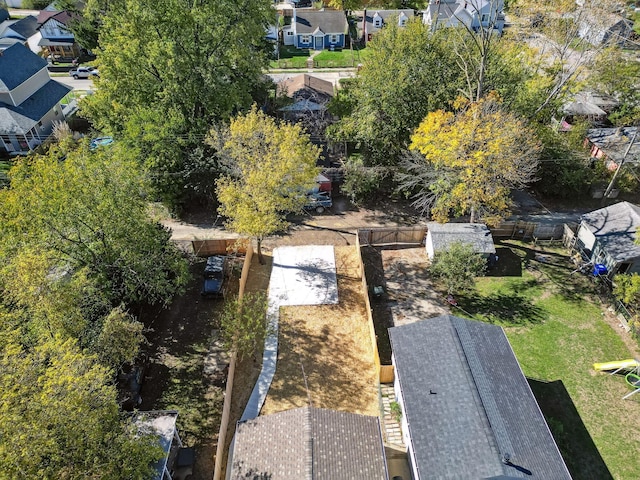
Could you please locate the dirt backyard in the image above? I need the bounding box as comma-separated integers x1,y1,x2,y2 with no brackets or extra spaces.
261,245,379,417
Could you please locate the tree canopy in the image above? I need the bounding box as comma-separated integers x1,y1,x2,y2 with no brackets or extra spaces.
405,95,541,224
0,334,163,479
211,107,320,263
429,241,487,295
80,0,275,204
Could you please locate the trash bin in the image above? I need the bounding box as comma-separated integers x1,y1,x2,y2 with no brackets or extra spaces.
593,264,608,276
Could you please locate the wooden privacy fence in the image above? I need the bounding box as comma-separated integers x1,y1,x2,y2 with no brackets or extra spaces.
489,220,578,241
192,238,248,257
212,241,253,480
358,227,427,247
355,234,394,384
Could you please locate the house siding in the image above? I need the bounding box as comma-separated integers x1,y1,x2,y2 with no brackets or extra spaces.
10,68,49,106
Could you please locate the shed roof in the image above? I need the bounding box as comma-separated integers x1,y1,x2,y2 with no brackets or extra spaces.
132,410,179,480
230,406,387,480
581,201,640,262
389,315,571,480
586,127,639,164
295,10,348,35
426,222,496,255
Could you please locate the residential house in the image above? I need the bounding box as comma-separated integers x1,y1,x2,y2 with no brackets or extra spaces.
37,9,83,60
388,315,572,480
283,9,348,50
361,9,413,43
227,406,389,479
561,91,619,129
425,222,496,260
585,126,639,170
422,0,505,34
0,15,41,54
575,202,640,276
0,9,9,23
577,9,633,46
0,43,72,154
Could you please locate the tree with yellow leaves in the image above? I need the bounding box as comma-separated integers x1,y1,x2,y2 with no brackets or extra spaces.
210,107,320,263
403,95,541,224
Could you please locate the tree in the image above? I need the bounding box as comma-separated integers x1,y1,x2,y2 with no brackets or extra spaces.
80,0,275,204
0,334,163,479
429,241,487,295
219,292,270,360
210,107,320,263
404,95,541,224
0,143,189,308
328,20,465,165
613,273,640,306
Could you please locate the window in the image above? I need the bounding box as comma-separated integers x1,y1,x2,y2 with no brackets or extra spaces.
54,107,59,116
374,18,382,28
329,34,338,44
399,18,407,26
287,31,293,36
38,121,44,130
300,35,311,44
481,13,489,23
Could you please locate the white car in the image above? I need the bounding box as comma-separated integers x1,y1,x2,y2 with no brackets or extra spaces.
69,66,99,79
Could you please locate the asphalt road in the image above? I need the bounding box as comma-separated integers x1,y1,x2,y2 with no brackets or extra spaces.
55,76,95,91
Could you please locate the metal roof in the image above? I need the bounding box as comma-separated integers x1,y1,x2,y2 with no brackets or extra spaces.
389,315,571,480
230,407,388,480
581,201,640,262
426,222,496,255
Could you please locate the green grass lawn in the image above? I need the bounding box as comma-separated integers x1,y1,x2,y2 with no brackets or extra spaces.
270,46,311,69
454,240,640,480
314,48,370,68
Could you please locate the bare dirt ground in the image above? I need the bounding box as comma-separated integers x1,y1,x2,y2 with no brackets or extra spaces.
361,246,450,363
261,246,379,417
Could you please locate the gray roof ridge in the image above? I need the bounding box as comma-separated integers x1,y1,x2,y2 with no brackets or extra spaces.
451,316,514,470
304,406,313,480
622,201,640,223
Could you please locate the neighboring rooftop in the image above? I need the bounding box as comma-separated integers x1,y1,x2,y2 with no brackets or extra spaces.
581,201,640,262
586,127,640,164
229,406,388,480
294,10,348,34
132,410,179,480
364,9,413,35
277,73,334,98
389,315,571,480
0,43,48,92
426,222,496,255
2,15,38,39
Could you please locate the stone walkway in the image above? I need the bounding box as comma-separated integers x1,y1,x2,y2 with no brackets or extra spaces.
380,384,404,448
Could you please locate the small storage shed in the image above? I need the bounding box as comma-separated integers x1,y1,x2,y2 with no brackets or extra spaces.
425,222,496,260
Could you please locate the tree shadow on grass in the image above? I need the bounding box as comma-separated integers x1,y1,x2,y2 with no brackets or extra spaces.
528,378,613,480
458,292,545,325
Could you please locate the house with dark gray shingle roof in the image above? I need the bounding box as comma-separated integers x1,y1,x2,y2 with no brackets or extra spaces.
0,15,41,54
361,9,413,43
425,222,496,260
575,201,640,276
283,9,348,50
389,315,572,480
422,0,505,34
227,406,388,480
0,43,71,154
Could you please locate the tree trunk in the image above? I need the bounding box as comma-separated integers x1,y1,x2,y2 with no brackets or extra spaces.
470,205,476,224
257,237,265,265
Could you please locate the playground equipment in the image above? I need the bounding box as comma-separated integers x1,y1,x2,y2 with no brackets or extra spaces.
593,359,640,400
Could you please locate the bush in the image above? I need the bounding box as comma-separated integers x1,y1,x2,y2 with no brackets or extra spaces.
430,241,487,295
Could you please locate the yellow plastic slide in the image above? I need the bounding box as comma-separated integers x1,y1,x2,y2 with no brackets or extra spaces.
593,359,639,372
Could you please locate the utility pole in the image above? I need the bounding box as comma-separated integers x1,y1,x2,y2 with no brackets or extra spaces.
602,129,638,203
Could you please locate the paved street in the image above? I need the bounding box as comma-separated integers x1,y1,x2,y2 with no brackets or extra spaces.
55,76,95,91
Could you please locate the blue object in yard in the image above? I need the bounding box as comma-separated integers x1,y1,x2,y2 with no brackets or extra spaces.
593,264,608,276
90,136,114,150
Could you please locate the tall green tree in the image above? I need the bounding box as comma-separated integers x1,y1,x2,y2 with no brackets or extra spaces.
405,95,541,224
329,20,464,165
0,143,189,308
0,334,163,479
80,0,274,204
430,241,487,295
210,107,320,263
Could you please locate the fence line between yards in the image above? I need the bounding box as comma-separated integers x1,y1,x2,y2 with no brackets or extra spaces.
356,234,395,384
212,240,253,480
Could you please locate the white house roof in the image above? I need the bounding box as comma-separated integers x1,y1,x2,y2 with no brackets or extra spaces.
586,127,640,164
133,410,179,480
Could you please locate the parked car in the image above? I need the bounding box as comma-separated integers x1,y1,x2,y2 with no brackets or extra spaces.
69,66,99,79
202,255,225,298
304,191,332,213
117,360,145,410
89,136,114,150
